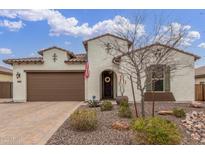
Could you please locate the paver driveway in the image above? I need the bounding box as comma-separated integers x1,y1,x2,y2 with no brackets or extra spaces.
0,101,82,145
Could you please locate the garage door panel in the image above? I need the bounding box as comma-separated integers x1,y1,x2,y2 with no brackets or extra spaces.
27,72,84,101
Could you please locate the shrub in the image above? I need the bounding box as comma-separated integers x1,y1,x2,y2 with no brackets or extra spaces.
119,100,129,108
100,101,113,111
86,100,100,108
131,117,181,144
69,109,97,131
118,106,132,118
116,96,129,105
172,108,186,118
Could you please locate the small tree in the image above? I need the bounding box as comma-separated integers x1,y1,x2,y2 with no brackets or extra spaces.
102,13,194,117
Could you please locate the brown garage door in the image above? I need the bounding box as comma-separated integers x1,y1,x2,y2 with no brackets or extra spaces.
0,82,12,98
27,72,84,101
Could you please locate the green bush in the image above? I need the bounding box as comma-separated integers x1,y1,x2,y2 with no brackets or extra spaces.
86,100,100,108
69,109,97,131
172,108,186,118
118,106,132,118
100,101,113,111
119,100,129,108
131,117,181,145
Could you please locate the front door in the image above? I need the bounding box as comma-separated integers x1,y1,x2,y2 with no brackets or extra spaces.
102,71,113,99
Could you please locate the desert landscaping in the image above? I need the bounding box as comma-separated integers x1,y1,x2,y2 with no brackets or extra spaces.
47,101,205,145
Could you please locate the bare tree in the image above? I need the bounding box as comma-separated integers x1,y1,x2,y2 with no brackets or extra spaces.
102,13,193,117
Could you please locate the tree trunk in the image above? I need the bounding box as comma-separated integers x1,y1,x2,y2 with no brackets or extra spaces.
140,91,145,117
130,75,138,118
152,91,155,117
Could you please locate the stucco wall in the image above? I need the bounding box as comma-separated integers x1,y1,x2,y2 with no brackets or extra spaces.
12,48,85,102
119,49,195,102
170,52,195,101
86,35,138,100
0,73,12,82
12,37,196,103
87,37,195,102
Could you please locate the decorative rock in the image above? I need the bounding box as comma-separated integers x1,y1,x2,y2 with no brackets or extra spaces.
158,110,173,115
190,102,203,108
112,121,129,130
182,111,205,143
191,133,201,141
201,139,205,144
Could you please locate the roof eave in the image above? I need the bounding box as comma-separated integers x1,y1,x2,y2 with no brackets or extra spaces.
83,33,132,52
38,46,76,58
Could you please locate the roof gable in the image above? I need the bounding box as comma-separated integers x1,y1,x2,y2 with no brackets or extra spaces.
115,43,200,61
38,46,76,58
83,33,132,51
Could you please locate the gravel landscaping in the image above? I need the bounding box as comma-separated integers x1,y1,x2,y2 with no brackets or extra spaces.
46,102,205,145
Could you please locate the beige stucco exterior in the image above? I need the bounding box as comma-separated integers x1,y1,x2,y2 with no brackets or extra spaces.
87,36,195,102
87,35,129,100
11,34,196,102
12,48,86,102
0,73,12,82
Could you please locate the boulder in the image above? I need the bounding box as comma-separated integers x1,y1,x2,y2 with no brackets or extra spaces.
116,96,129,105
190,102,203,108
112,121,129,130
158,110,173,115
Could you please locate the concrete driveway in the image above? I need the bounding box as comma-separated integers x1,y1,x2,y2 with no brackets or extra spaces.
0,101,82,145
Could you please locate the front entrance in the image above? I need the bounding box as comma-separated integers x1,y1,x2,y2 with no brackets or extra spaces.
102,70,114,99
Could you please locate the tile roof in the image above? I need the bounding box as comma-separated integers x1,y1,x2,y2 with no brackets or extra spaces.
65,54,87,63
0,66,12,75
195,66,205,77
4,54,87,65
114,43,200,63
3,57,43,65
38,46,76,58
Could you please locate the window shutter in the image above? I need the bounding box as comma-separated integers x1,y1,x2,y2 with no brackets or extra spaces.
146,67,152,91
165,66,170,91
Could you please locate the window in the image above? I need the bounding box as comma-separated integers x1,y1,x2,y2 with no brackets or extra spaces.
151,65,164,91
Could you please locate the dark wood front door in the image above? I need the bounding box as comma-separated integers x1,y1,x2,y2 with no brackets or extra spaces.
102,71,113,99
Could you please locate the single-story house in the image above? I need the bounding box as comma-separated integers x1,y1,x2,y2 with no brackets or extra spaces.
0,66,13,98
195,66,205,84
4,33,200,103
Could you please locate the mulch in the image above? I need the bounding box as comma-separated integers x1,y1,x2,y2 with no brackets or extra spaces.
46,102,205,145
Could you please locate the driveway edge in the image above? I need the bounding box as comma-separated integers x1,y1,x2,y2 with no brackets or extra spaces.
39,101,83,145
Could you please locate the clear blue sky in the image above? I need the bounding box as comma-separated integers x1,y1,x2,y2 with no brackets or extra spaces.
0,9,205,68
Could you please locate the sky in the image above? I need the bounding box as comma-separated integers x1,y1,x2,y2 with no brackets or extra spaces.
0,9,205,68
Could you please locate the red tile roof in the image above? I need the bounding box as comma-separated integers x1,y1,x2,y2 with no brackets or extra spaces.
0,66,12,75
65,54,87,64
114,43,200,62
4,57,43,65
195,66,205,78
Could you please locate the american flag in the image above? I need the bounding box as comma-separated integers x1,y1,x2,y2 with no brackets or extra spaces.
84,62,89,79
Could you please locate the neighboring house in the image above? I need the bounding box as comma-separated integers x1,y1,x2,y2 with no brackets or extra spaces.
4,33,199,102
195,66,205,84
0,66,13,98
194,66,205,101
